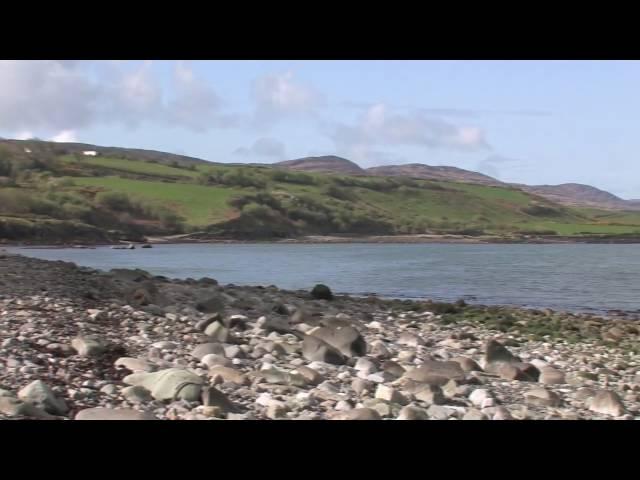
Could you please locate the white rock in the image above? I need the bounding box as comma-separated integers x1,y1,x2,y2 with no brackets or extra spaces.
469,389,492,408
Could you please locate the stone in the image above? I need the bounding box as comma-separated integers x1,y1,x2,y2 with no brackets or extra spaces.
201,386,234,413
266,403,289,419
293,366,324,386
351,378,374,395
463,408,488,420
469,389,492,407
0,397,55,419
190,343,225,360
397,405,430,420
383,361,406,379
427,404,452,420
329,408,382,420
200,354,232,368
123,368,204,401
398,332,424,347
18,380,68,415
588,390,626,417
413,384,446,405
484,339,521,373
121,385,153,403
204,322,233,343
495,363,539,382
207,366,248,385
309,326,366,358
75,407,157,420
87,309,108,321
397,350,416,363
195,294,225,313
451,356,482,373
71,336,106,357
354,357,378,375
370,341,391,359
311,284,333,300
224,345,244,359
100,384,118,395
524,387,562,407
492,406,513,420
375,384,409,405
302,335,346,365
403,361,466,385
258,366,309,387
539,366,566,385
114,357,155,372
195,314,220,332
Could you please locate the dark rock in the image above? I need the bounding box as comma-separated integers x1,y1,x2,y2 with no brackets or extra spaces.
196,294,225,313
201,386,235,413
383,361,406,379
311,284,333,300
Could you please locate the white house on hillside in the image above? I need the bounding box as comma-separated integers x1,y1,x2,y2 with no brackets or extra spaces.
82,151,98,156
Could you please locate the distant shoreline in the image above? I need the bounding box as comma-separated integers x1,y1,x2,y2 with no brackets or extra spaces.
6,233,640,248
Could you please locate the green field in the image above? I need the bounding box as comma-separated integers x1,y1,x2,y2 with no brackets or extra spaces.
61,155,200,179
72,177,238,226
3,140,640,241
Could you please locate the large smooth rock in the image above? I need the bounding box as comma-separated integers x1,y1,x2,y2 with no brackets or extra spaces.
71,336,107,357
18,380,68,415
123,368,204,401
375,384,409,405
329,408,381,420
588,390,625,417
495,362,540,382
302,335,346,365
309,326,366,358
258,366,310,387
190,343,226,360
75,407,157,420
403,361,466,385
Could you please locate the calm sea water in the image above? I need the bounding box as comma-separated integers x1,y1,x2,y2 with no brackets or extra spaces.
6,243,640,313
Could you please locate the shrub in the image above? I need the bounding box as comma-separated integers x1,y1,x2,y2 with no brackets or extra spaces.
95,192,133,212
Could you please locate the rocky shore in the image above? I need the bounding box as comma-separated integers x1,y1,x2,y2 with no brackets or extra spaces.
1,251,639,420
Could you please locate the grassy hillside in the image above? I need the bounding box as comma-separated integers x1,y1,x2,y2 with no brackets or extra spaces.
2,141,640,242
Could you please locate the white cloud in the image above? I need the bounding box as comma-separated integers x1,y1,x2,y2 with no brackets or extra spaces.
252,71,324,127
327,103,490,164
0,60,237,136
50,130,77,143
234,137,286,159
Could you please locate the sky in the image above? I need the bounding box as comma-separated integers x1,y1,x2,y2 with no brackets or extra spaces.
1,60,639,198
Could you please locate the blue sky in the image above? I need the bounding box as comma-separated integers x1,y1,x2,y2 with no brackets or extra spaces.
1,60,639,197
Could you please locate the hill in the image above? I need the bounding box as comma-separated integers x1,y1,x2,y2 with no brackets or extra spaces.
516,183,640,210
367,163,504,186
274,156,365,175
3,140,640,243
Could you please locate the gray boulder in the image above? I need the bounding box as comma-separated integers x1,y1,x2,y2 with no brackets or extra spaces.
18,380,69,415
588,390,625,417
309,326,366,358
75,407,157,420
123,368,204,401
302,335,346,365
